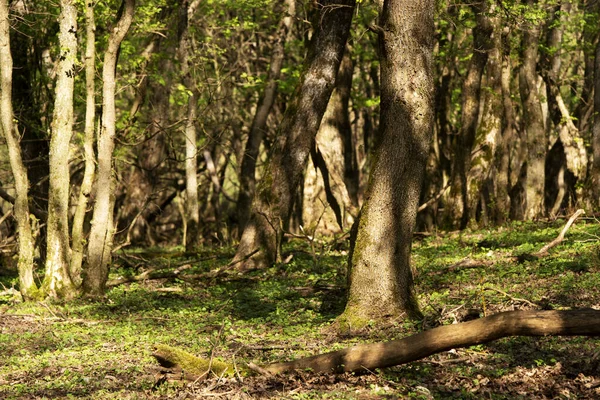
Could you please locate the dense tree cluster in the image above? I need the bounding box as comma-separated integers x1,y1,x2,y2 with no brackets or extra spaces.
0,0,599,320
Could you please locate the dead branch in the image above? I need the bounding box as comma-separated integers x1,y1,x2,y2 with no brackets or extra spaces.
153,309,600,377
431,257,493,275
534,209,585,257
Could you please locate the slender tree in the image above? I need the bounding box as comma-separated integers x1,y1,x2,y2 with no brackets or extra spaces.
338,0,435,327
70,0,96,285
83,0,135,296
0,0,37,299
237,0,296,234
232,0,356,270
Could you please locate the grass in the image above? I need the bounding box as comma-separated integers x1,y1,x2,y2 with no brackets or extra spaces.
1,218,599,398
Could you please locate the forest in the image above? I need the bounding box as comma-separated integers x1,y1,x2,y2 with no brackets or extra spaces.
1,0,600,398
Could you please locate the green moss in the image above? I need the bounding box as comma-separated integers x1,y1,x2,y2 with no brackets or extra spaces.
153,344,239,377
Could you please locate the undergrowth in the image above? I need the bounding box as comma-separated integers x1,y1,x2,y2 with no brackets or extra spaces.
0,219,599,398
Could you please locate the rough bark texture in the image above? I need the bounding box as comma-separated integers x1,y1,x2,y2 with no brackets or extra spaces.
0,0,37,299
42,0,77,298
237,0,295,234
339,0,435,326
519,0,547,220
70,0,96,286
233,0,355,270
266,310,600,374
83,0,135,296
444,1,493,229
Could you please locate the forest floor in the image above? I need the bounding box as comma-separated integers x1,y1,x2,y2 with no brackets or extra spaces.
1,218,600,399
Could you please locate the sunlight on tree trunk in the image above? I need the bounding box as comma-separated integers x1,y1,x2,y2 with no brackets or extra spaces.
519,0,546,220
337,0,435,329
0,0,37,299
84,0,135,296
41,0,77,299
70,0,96,288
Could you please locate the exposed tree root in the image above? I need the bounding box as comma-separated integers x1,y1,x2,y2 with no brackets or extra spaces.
153,309,600,378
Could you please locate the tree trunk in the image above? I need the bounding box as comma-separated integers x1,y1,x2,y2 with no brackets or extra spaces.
232,0,355,270
444,1,493,229
83,0,135,296
237,0,296,234
178,0,201,251
338,0,435,327
303,50,356,234
519,0,547,220
41,0,77,299
70,0,96,286
466,2,502,226
0,0,37,299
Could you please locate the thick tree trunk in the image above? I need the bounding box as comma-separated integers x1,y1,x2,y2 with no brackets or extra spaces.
519,0,547,220
41,0,77,299
338,0,435,326
0,0,38,299
237,0,296,234
70,0,96,288
444,1,493,229
83,0,135,296
232,0,355,270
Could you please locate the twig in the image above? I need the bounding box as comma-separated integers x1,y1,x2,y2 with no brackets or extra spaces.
246,362,273,377
418,184,450,213
535,208,585,257
483,287,537,308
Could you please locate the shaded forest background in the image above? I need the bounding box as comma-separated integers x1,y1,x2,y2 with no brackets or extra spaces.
0,0,600,298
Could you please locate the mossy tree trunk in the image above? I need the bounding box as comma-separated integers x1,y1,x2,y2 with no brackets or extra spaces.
41,0,78,299
232,0,356,270
338,0,435,327
83,0,135,296
519,0,547,220
0,0,38,299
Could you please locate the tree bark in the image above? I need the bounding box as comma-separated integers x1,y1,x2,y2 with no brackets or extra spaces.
338,0,435,326
70,0,96,286
444,1,494,229
237,0,296,234
0,0,38,299
41,0,78,299
519,0,547,220
232,0,356,270
83,0,135,296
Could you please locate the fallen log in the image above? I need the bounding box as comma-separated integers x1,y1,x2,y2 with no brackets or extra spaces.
153,309,600,377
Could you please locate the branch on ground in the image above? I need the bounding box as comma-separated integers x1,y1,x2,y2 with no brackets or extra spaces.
152,309,600,379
